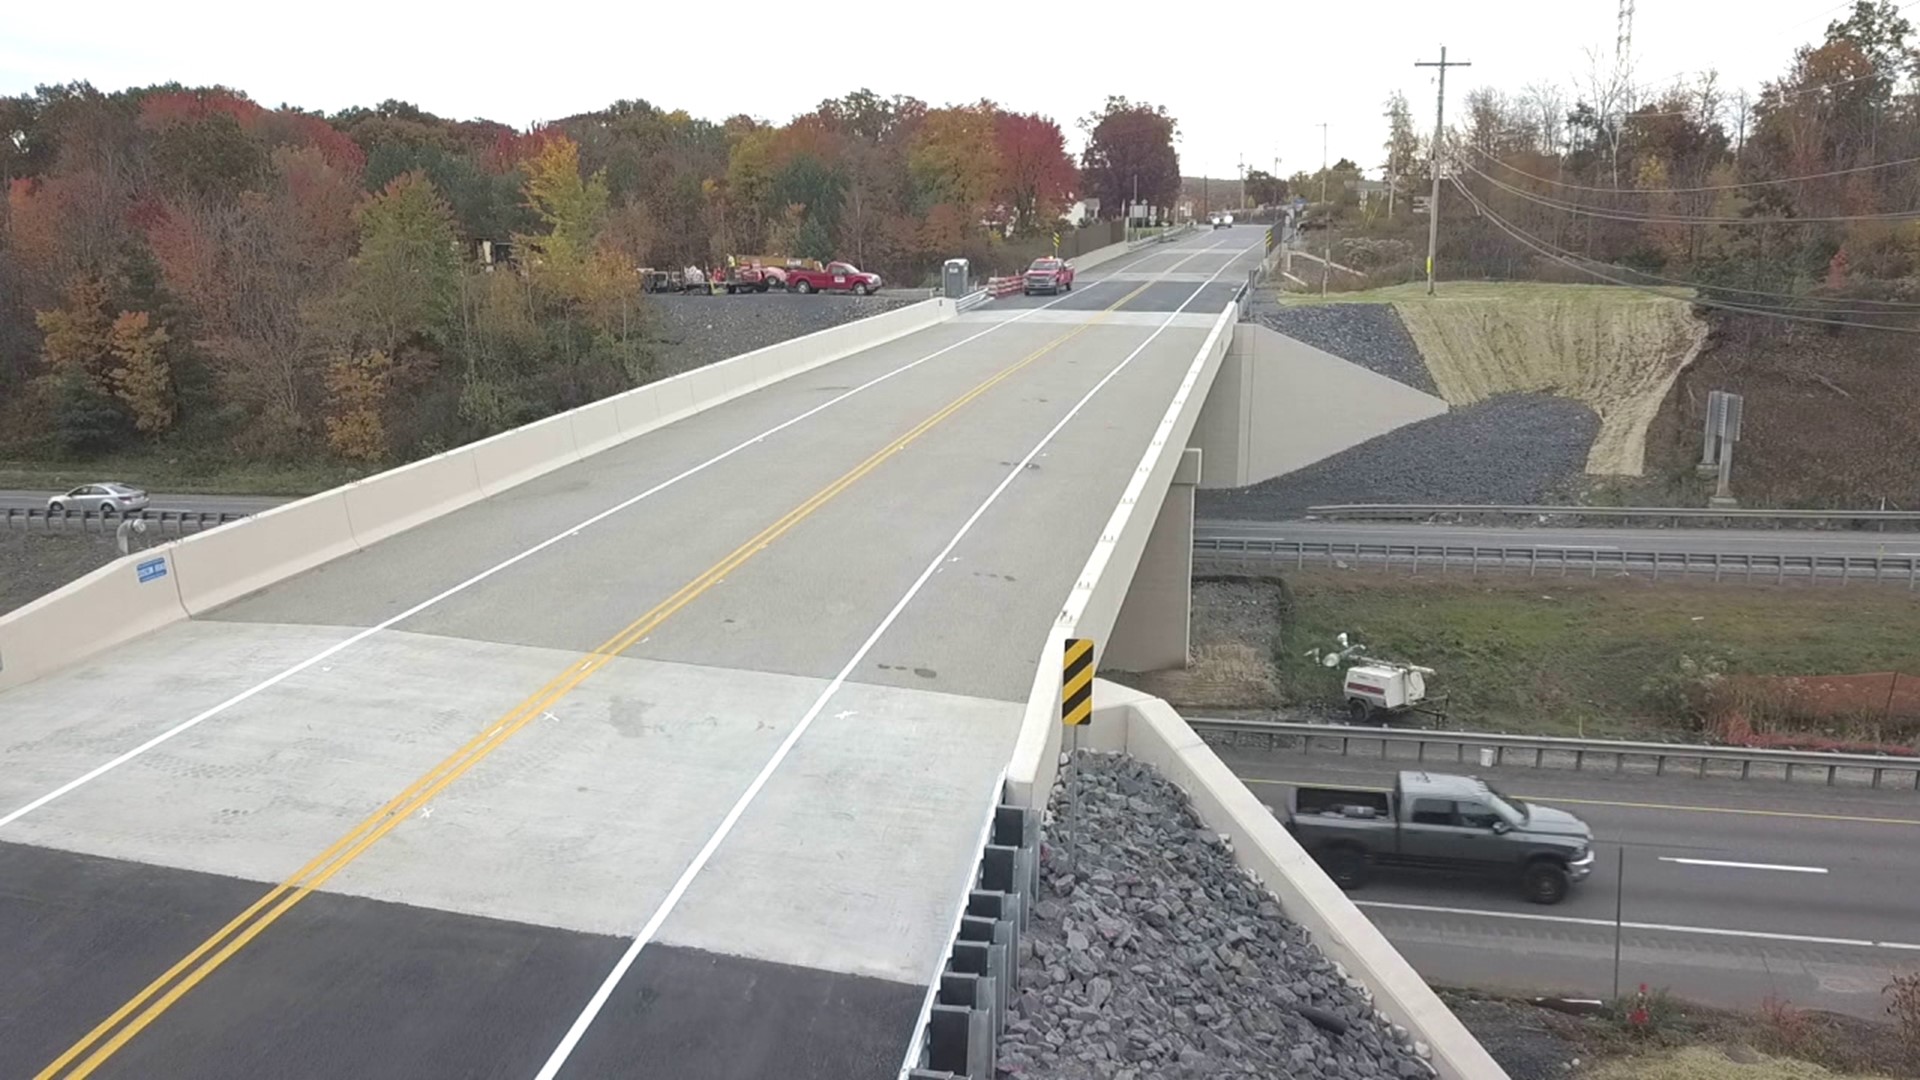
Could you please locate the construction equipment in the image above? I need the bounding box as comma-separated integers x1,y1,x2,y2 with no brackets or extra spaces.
1312,633,1448,726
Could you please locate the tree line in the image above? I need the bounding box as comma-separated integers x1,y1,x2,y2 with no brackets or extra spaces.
0,86,1181,466
1330,1,1920,326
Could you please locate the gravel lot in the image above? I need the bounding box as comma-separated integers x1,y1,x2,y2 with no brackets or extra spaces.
1000,751,1430,1079
1259,301,1439,395
1197,393,1599,518
646,291,919,377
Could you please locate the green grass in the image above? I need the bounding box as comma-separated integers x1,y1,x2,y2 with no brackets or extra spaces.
1272,280,1694,306
1271,570,1920,739
0,456,364,497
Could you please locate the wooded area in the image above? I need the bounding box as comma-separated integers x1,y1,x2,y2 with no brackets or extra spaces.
1377,1,1920,328
0,87,1181,468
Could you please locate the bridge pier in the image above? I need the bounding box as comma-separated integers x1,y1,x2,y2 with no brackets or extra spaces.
1105,447,1200,672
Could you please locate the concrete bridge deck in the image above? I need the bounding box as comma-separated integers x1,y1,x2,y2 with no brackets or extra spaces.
1,232,1267,1079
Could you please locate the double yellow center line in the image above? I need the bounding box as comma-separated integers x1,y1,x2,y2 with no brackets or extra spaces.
38,280,1156,1078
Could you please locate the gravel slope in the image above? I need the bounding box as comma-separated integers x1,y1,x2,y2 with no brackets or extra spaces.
1000,752,1431,1079
1197,393,1599,518
1259,303,1438,395
647,292,918,377
0,532,122,616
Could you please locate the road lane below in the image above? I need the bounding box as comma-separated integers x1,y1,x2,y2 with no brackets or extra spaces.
1219,748,1920,1017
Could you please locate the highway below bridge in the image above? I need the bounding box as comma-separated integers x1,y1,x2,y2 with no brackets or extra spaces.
1196,519,1920,559
0,231,1266,1079
1218,749,1920,1020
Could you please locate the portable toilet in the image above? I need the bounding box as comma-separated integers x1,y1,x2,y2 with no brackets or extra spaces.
943,258,971,299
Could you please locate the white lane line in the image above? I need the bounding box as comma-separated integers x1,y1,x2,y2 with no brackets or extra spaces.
1355,900,1920,952
0,284,1109,832
1659,856,1828,874
536,237,1269,1080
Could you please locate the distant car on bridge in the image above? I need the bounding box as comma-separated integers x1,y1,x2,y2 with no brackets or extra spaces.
1211,213,1234,229
1023,257,1074,295
48,482,149,515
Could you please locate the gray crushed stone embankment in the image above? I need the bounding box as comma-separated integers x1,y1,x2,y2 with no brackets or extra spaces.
999,751,1432,1079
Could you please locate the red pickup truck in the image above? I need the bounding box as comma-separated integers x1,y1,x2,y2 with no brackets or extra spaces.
1024,257,1075,295
786,261,883,295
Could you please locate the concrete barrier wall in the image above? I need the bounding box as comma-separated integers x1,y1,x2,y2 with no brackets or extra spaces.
1007,303,1235,810
0,296,955,692
1076,682,1510,1080
0,548,189,688
469,412,583,497
169,492,360,616
1070,241,1131,274
341,450,485,549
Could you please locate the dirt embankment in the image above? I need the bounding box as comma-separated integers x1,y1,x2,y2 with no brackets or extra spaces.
1390,285,1708,476
1643,313,1920,508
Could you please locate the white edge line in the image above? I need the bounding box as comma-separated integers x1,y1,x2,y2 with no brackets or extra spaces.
537,234,1257,1080
1354,899,1920,951
0,267,1135,832
1659,856,1828,873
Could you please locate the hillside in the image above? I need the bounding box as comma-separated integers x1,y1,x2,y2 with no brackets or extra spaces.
1641,312,1920,508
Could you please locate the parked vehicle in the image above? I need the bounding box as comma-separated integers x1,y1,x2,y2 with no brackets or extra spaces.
1280,771,1595,904
722,260,787,294
785,261,883,295
1023,257,1075,295
638,268,685,293
48,482,149,515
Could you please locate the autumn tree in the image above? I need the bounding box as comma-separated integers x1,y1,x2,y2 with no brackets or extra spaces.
323,349,393,462
107,310,174,433
348,171,460,352
994,111,1076,235
1078,97,1180,218
910,104,1000,218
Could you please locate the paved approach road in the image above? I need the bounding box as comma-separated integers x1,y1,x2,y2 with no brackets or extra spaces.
1220,749,1920,1019
1198,519,1920,559
0,230,1266,1080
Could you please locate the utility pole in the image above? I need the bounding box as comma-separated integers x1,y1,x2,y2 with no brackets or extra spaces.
1317,123,1331,297
1415,45,1471,296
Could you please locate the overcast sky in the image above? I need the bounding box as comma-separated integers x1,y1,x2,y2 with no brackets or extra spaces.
2,1,1860,181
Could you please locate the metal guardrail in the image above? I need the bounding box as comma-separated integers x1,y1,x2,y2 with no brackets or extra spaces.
1187,718,1920,790
1194,535,1920,588
1306,503,1920,528
3,507,247,536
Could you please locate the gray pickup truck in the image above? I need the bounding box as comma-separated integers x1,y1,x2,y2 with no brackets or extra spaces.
1282,771,1596,904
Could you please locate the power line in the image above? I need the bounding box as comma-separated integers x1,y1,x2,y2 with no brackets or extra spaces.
1455,154,1920,224
1461,140,1920,194
1449,177,1920,333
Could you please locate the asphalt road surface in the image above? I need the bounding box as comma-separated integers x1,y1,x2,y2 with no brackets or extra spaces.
0,230,1270,1080
1221,749,1920,1019
1198,519,1920,559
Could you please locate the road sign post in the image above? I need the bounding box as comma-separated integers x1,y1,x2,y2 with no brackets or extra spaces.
1062,637,1095,869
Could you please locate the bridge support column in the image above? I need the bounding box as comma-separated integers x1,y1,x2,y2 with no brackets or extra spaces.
1105,447,1199,673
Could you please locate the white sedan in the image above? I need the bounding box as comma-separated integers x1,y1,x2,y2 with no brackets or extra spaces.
48,482,150,515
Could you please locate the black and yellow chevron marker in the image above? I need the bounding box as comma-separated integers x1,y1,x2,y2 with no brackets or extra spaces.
1062,637,1095,726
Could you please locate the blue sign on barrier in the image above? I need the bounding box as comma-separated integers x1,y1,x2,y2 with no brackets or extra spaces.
136,557,168,584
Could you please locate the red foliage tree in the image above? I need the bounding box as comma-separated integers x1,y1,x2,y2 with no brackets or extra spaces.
994,111,1077,234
